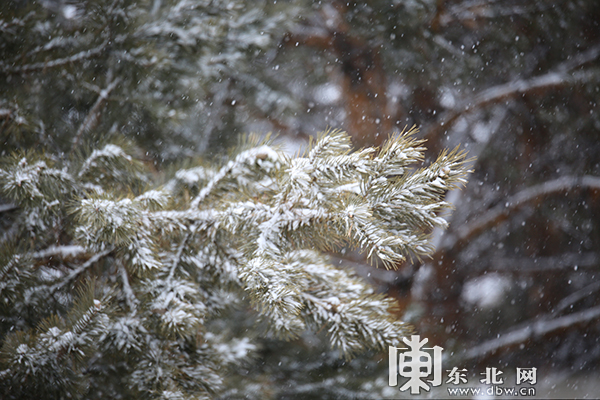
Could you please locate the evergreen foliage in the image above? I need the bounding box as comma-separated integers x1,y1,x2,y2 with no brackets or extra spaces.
0,128,469,399
0,0,297,158
2,0,599,395
0,1,476,398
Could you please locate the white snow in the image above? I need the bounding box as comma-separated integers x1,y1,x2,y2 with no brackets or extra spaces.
32,245,86,259
314,83,341,105
79,144,131,177
461,273,511,309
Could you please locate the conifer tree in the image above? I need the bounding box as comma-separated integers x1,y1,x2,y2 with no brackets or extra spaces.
0,1,472,398
0,0,298,157
0,128,469,399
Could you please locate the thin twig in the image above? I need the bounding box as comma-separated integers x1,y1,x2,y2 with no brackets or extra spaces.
555,43,600,73
71,77,121,151
486,252,600,273
50,247,115,293
442,175,600,253
189,163,233,210
118,260,138,313
31,245,87,260
0,39,109,75
167,224,196,281
424,43,600,142
0,203,18,213
461,305,600,361
553,281,600,317
189,149,264,210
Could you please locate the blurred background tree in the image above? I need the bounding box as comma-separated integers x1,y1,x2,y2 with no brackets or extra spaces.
275,1,600,391
2,0,600,398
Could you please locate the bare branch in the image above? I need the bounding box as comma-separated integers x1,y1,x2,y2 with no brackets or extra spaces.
553,281,600,317
31,245,87,260
118,260,139,313
486,252,600,273
71,77,121,151
0,203,18,213
424,43,600,142
443,175,600,252
50,247,115,293
461,305,600,361
555,43,600,73
0,40,109,75
167,224,196,281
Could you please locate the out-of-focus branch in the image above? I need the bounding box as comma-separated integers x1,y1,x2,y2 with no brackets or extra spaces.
0,203,18,213
555,43,600,73
461,305,600,361
118,260,139,313
31,244,87,260
487,252,599,272
553,281,600,317
442,175,600,253
71,77,121,151
433,2,553,30
0,40,109,75
424,43,600,143
167,224,196,281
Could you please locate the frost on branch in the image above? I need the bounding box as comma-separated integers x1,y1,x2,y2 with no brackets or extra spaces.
0,129,469,399
177,128,470,351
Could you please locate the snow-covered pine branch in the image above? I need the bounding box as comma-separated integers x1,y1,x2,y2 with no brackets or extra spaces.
0,130,470,399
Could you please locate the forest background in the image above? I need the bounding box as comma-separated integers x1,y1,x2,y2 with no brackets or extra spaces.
1,0,600,398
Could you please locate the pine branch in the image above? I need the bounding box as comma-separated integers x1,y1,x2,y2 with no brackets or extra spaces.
189,145,282,209
31,245,87,260
118,260,139,313
78,145,133,180
0,283,106,398
238,255,307,338
49,247,114,294
298,251,413,357
2,128,469,397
